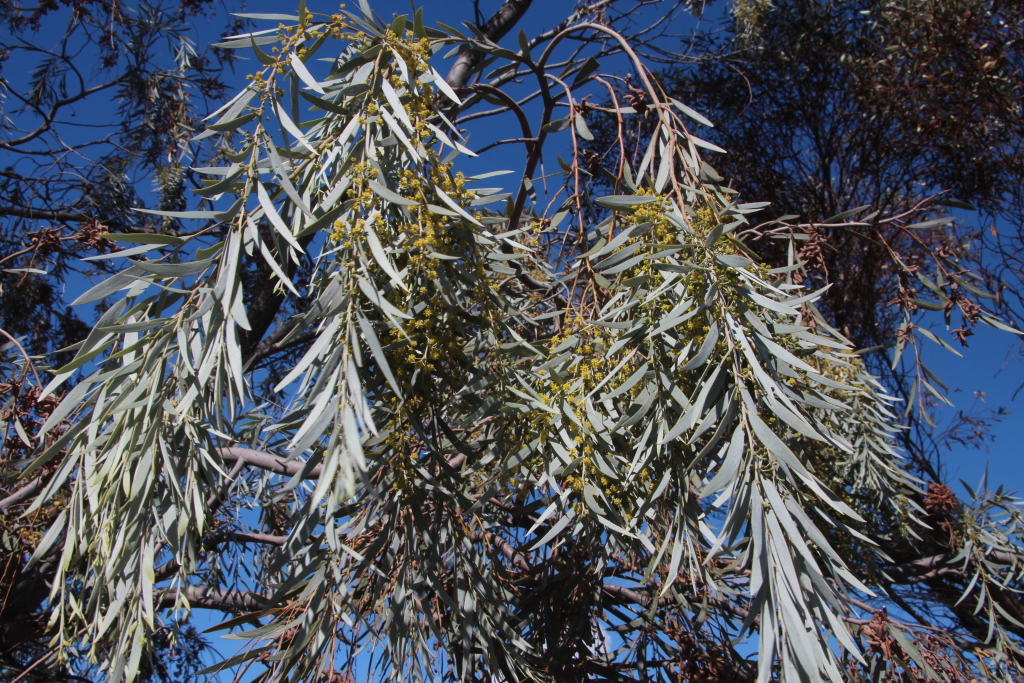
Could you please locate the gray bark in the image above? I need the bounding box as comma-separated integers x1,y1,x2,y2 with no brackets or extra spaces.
444,0,534,91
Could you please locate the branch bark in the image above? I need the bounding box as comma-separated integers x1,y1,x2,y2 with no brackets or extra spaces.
884,549,1018,583
444,0,534,90
0,206,87,222
0,475,45,513
220,447,323,479
221,531,288,546
4,448,316,518
158,587,268,614
601,582,752,623
469,530,531,572
0,77,126,151
245,324,317,367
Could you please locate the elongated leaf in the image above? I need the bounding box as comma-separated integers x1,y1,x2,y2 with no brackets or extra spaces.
363,219,408,290
133,208,218,219
574,114,594,141
430,67,462,105
99,233,184,245
701,425,745,498
433,184,482,226
681,322,718,371
257,184,303,252
272,99,316,153
594,195,660,210
290,51,326,94
130,258,213,277
690,136,726,154
71,267,144,306
367,179,418,206
670,98,713,127
541,118,571,133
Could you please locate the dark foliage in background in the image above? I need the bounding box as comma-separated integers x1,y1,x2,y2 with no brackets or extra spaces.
668,0,1024,356
0,0,243,362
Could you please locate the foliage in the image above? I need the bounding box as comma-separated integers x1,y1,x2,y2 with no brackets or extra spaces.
0,0,240,676
2,1,1024,682
591,0,1024,472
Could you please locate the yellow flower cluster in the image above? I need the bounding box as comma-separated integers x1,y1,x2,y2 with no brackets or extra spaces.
312,32,500,483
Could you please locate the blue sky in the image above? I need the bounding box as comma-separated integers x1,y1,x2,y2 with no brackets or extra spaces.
923,310,1024,493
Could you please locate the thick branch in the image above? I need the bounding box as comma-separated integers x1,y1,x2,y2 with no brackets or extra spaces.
238,220,320,361
445,0,534,90
158,587,268,614
0,475,45,513
601,582,752,622
221,531,287,546
245,325,317,367
220,447,322,479
601,582,656,607
469,530,531,572
5,448,312,520
885,548,1024,649
885,549,1018,583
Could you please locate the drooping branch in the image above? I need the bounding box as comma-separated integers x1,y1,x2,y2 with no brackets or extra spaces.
3,448,317,517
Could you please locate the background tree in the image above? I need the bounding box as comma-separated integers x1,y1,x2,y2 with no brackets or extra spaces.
0,0,252,363
2,1,1024,682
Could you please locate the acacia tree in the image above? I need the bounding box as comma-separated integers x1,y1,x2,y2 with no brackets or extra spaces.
3,1,1024,682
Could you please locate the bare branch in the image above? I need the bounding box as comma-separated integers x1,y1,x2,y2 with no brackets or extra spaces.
0,475,45,514
220,531,288,546
885,549,1018,583
158,587,268,614
445,0,534,90
0,77,126,150
219,447,323,479
0,206,88,222
469,530,531,572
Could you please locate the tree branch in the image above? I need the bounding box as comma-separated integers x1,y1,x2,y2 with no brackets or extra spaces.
445,0,534,90
0,475,45,513
219,447,323,479
0,206,87,222
220,531,287,546
601,582,752,622
245,325,317,367
158,587,268,614
884,549,1018,583
469,530,531,572
0,77,126,150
